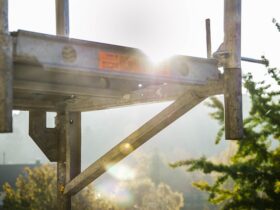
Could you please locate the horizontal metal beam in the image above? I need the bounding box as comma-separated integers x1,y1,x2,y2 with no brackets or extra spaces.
241,57,268,66
66,79,224,112
14,98,58,111
63,79,223,195
14,80,123,98
13,30,220,86
10,30,223,111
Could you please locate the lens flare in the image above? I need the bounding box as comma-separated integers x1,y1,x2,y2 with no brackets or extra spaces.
112,186,134,208
96,180,134,208
106,163,135,181
143,49,175,66
119,143,133,155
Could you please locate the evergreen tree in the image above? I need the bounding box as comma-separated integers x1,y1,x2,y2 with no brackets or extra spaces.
171,49,280,209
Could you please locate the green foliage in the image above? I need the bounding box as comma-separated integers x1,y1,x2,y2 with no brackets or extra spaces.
2,164,118,210
171,64,280,209
120,178,184,210
205,97,224,124
134,151,214,209
2,164,184,210
272,18,280,32
205,97,225,144
3,165,57,210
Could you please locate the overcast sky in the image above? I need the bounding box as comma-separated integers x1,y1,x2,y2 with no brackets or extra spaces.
9,0,280,74
2,0,280,164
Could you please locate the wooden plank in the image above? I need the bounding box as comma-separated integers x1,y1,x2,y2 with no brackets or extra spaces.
0,0,13,132
56,0,69,36
223,0,243,139
64,91,207,196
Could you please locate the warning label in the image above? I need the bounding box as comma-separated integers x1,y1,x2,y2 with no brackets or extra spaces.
98,51,170,76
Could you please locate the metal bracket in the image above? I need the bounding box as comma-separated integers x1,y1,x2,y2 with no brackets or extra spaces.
29,111,59,161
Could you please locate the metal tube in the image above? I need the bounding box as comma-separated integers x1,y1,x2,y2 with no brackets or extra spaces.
56,0,69,36
241,56,268,65
206,19,212,58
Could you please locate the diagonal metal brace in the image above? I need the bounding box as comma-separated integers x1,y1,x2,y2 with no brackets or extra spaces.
63,81,222,195
64,80,223,195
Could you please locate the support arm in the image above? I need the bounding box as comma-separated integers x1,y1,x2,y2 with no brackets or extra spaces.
64,91,206,195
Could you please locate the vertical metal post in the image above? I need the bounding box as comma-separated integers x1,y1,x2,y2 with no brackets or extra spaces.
56,113,71,210
224,0,243,139
65,112,81,185
0,0,13,132
56,112,81,210
205,19,212,58
56,0,69,36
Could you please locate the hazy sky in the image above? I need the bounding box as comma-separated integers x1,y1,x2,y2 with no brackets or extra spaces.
3,0,280,164
9,0,280,73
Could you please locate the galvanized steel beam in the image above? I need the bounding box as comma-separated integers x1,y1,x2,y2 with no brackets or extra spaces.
13,30,220,86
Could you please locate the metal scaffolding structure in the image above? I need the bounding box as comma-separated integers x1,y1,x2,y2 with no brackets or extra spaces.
0,0,243,209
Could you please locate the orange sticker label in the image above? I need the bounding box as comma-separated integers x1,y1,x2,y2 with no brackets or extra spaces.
99,51,170,76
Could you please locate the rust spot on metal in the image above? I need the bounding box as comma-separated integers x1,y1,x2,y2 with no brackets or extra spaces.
59,184,65,193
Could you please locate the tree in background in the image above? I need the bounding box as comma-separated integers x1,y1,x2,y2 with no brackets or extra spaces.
171,58,280,209
2,164,119,210
129,149,217,210
118,178,184,210
2,164,184,210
